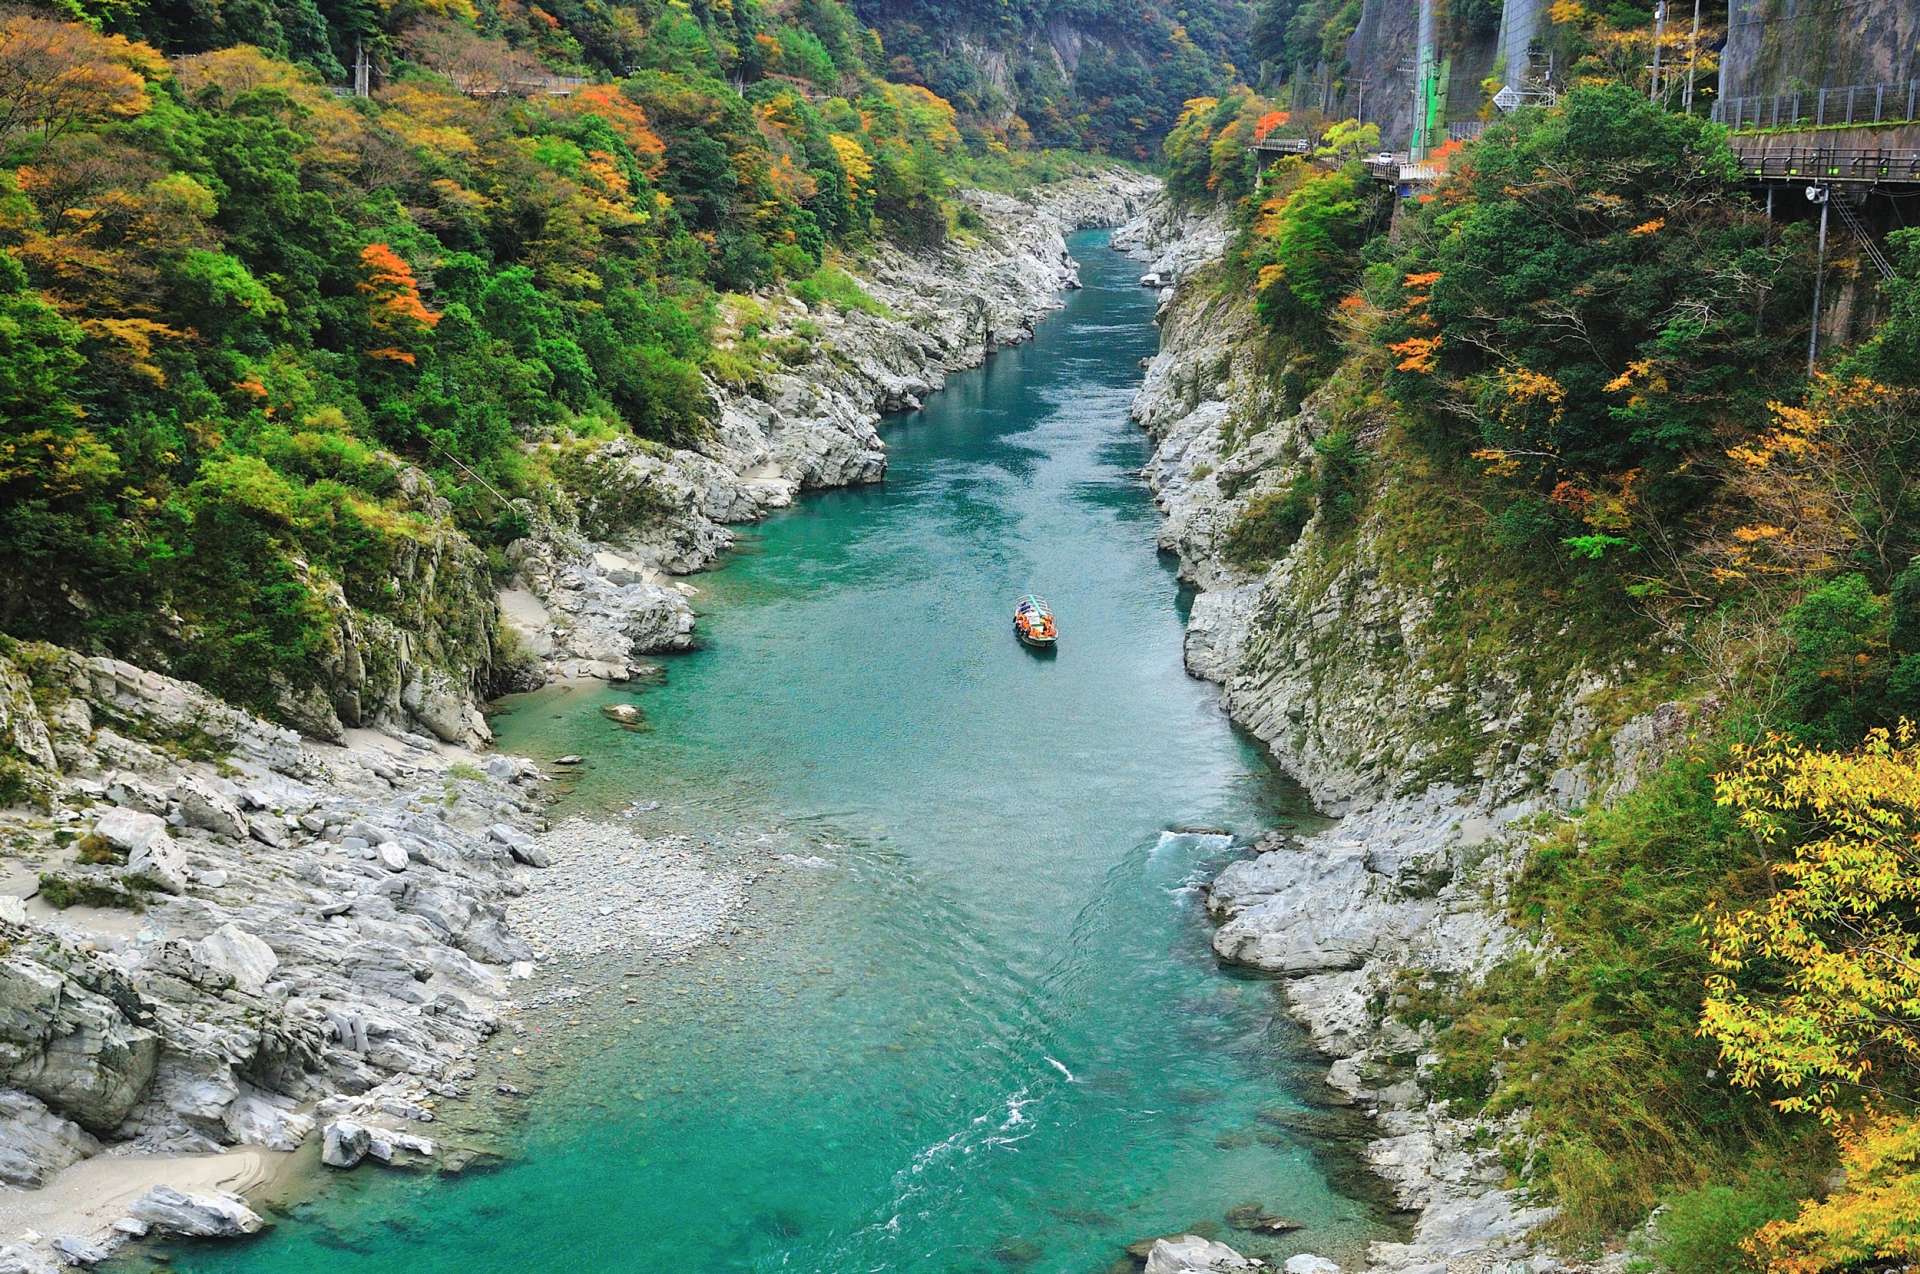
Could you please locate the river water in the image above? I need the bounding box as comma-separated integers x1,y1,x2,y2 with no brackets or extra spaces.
160,233,1385,1273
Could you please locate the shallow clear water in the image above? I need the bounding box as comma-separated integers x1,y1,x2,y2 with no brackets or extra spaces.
163,233,1385,1274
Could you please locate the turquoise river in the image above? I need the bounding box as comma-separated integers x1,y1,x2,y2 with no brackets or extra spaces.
156,232,1390,1273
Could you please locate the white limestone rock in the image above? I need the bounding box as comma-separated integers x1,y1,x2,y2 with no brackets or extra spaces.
488,822,549,868
0,1245,59,1274
49,1236,108,1266
321,1119,371,1168
194,924,278,996
127,1185,266,1238
0,1090,100,1188
126,832,188,895
366,1127,436,1164
89,808,166,858
223,1088,314,1151
173,777,248,839
1144,1235,1261,1274
0,954,160,1132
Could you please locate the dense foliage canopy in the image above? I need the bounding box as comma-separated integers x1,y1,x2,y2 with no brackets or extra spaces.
0,0,1008,710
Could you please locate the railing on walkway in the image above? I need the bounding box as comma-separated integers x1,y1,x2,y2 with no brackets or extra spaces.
1728,142,1920,186
1365,154,1405,181
1715,79,1920,132
1250,135,1312,156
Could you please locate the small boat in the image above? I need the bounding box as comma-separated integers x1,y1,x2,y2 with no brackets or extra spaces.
1013,594,1057,649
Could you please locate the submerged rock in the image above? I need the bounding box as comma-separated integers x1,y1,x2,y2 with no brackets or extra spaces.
1224,1204,1300,1235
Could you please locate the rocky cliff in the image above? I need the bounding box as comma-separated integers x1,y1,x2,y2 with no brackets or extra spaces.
1121,199,1689,1272
1720,0,1920,100
0,642,543,1260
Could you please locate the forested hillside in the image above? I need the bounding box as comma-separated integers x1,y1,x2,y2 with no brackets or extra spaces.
1160,47,1920,1270
851,0,1255,158
0,0,1135,725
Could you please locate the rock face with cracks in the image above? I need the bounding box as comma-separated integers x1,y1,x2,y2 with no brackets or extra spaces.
1120,194,1677,1272
0,643,550,1264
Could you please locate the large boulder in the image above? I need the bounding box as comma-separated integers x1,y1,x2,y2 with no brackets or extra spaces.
194,925,278,996
1207,842,1385,975
173,778,248,839
1144,1236,1261,1274
400,670,487,747
49,1236,108,1266
457,915,531,966
126,833,189,895
0,657,56,774
366,1126,436,1164
488,823,549,868
89,809,166,858
321,1119,371,1168
127,1185,266,1238
0,1244,59,1274
0,955,158,1132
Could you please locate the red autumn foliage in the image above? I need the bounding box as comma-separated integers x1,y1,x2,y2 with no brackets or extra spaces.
357,243,438,363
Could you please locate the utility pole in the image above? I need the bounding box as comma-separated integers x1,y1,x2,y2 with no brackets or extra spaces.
1807,185,1829,375
1681,0,1702,113
1649,1,1665,103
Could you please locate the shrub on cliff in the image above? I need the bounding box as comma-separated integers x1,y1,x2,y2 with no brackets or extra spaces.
1239,159,1386,343
1378,84,1811,549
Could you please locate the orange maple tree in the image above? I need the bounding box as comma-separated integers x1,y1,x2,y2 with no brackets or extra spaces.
557,85,667,178
357,243,439,365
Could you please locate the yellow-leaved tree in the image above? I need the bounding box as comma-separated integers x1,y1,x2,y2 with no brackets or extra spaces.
1746,1112,1920,1271
1699,724,1920,1268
